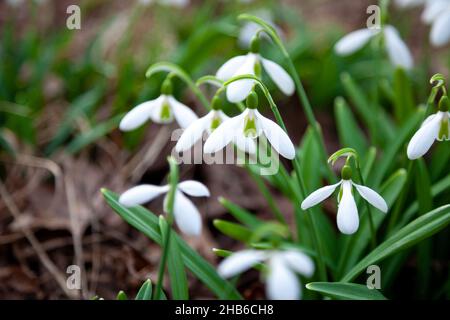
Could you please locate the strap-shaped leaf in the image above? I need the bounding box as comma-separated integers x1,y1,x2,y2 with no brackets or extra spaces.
306,282,387,300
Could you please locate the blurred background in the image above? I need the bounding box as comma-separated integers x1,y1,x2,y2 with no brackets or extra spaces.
0,0,448,299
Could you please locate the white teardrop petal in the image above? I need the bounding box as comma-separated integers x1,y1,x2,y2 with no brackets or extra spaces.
204,114,243,154
178,180,210,197
353,183,388,213
217,250,266,278
407,113,442,159
282,250,315,278
266,256,300,300
334,28,375,56
337,181,359,235
422,0,449,24
226,55,256,103
119,184,168,207
168,96,198,129
175,113,210,152
430,11,450,47
384,25,413,69
256,110,296,159
301,181,342,210
119,97,162,131
234,135,257,155
172,191,202,236
216,55,248,81
261,58,295,96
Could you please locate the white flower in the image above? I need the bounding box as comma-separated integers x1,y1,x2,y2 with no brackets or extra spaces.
421,0,450,47
203,107,296,159
138,0,189,7
301,179,388,235
119,180,210,236
175,109,229,152
237,10,283,49
119,94,198,131
394,0,426,8
407,111,450,159
217,248,314,300
216,53,295,103
334,25,413,70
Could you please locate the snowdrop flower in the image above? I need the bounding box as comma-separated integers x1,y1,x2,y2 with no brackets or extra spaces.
301,165,388,235
203,92,296,159
175,96,229,152
119,180,209,236
217,248,314,300
119,79,198,131
334,25,413,70
407,96,449,159
237,10,283,49
216,37,295,103
421,0,450,47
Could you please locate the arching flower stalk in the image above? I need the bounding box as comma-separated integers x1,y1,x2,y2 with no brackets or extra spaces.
301,164,388,235
216,36,294,103
119,180,210,236
334,25,413,70
203,91,296,159
407,95,450,160
217,248,314,300
119,77,198,131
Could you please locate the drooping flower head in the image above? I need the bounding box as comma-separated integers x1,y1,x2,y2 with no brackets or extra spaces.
119,180,209,236
217,248,314,300
216,36,295,103
175,96,229,152
119,78,198,131
203,91,296,159
301,165,388,235
407,95,450,159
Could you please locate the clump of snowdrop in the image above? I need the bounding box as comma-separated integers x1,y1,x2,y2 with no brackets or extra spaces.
203,91,296,159
119,78,198,131
216,36,294,103
407,95,450,159
301,165,388,235
334,25,413,70
175,96,229,152
119,180,209,236
217,248,314,300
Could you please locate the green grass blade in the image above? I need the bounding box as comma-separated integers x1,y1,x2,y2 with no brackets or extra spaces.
135,279,153,300
306,282,387,300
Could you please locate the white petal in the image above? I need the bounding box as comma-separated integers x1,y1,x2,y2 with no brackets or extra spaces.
216,55,248,81
234,135,257,155
407,113,442,159
395,0,426,9
266,256,300,300
337,181,359,235
281,250,315,278
172,191,202,236
150,95,174,124
119,184,168,207
353,183,388,213
119,97,162,131
217,250,266,278
226,54,256,103
334,28,375,56
261,58,295,96
384,25,413,70
178,180,210,197
430,11,450,47
422,0,449,24
301,181,342,210
175,113,211,152
204,113,244,154
255,110,296,159
167,96,198,129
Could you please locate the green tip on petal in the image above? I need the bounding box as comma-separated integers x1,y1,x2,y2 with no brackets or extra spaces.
160,101,171,120
341,165,352,180
246,91,258,109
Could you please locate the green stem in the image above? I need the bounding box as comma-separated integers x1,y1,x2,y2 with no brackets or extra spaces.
154,156,179,300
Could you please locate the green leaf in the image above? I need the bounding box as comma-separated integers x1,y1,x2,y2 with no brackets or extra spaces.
213,219,252,243
393,68,415,123
159,217,189,300
334,97,368,156
135,279,153,300
116,291,128,300
341,204,450,282
218,197,263,228
102,189,242,299
306,282,387,300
